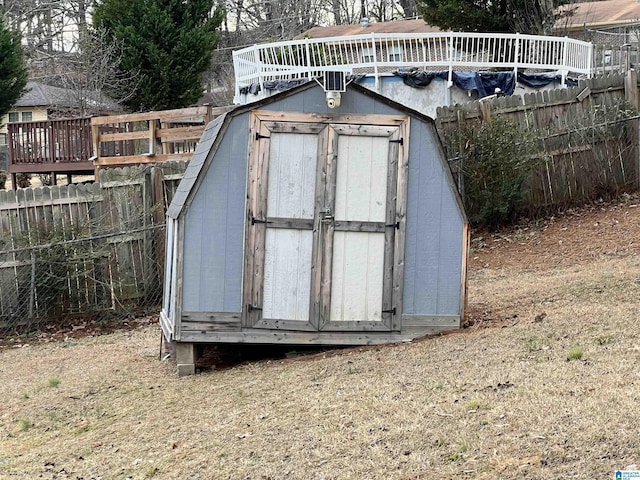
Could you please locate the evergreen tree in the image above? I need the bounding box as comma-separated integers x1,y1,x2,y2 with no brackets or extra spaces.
417,0,573,34
0,15,28,123
93,0,224,111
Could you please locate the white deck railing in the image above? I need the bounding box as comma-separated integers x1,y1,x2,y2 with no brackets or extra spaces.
232,32,593,103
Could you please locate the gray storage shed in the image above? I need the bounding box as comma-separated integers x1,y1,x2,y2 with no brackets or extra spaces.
160,81,468,375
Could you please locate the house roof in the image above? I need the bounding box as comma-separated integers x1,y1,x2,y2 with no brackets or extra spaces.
15,81,121,112
167,80,440,220
294,18,441,40
558,0,640,30
294,4,640,36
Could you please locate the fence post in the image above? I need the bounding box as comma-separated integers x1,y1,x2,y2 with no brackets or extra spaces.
28,250,36,330
513,33,520,78
305,37,312,80
151,166,166,287
625,69,639,110
456,109,465,201
371,33,379,91
254,45,263,93
448,32,455,88
561,36,569,87
142,166,156,300
47,121,56,166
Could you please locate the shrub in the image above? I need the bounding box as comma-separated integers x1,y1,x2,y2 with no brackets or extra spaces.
450,115,541,229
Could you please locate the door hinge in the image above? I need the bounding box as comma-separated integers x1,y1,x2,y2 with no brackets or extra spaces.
248,304,263,311
382,307,396,315
389,138,403,145
385,222,400,229
251,216,271,225
256,132,270,140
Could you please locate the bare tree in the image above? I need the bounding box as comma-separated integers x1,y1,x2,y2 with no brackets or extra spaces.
331,0,362,25
222,0,421,43
507,0,577,36
397,0,417,18
366,0,409,22
0,0,92,55
224,0,330,41
54,27,136,115
0,0,95,80
0,1,135,113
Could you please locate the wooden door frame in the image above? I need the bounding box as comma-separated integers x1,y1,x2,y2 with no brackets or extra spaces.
244,118,327,331
243,110,409,331
318,124,404,332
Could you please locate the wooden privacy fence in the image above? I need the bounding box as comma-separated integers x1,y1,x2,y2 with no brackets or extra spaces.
0,162,187,334
91,105,232,169
436,72,640,211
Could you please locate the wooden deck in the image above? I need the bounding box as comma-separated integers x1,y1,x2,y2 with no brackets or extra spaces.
6,105,232,189
8,117,94,181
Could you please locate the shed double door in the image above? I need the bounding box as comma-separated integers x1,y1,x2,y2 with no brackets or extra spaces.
245,112,408,332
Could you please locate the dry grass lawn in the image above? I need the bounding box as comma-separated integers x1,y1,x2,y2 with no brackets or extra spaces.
2,198,640,479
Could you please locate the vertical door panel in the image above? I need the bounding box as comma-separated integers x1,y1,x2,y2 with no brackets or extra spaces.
334,135,389,222
266,132,316,220
263,228,313,321
257,130,319,329
330,231,384,321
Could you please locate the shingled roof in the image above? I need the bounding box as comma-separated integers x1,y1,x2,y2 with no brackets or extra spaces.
294,18,441,40
297,4,640,38
15,81,121,112
559,0,640,29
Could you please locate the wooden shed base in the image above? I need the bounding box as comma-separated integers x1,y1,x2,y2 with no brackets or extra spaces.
169,316,461,376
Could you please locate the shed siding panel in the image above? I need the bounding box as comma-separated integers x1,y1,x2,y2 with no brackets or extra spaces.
436,176,464,315
182,115,249,313
263,88,399,118
197,135,230,307
403,122,463,316
224,121,248,311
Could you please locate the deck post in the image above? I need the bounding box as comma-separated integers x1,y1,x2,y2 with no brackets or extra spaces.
176,342,196,377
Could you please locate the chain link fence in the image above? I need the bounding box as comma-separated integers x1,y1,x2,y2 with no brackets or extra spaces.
0,224,166,337
0,163,185,339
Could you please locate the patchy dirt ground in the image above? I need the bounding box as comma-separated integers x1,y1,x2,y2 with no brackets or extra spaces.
470,192,640,272
2,194,640,479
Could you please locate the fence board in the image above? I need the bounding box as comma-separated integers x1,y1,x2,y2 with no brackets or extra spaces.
0,162,187,334
436,73,639,212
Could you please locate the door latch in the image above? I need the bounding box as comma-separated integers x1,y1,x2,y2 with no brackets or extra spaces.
320,207,334,224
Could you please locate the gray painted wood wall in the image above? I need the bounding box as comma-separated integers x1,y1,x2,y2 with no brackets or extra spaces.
178,85,465,322
181,115,248,313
